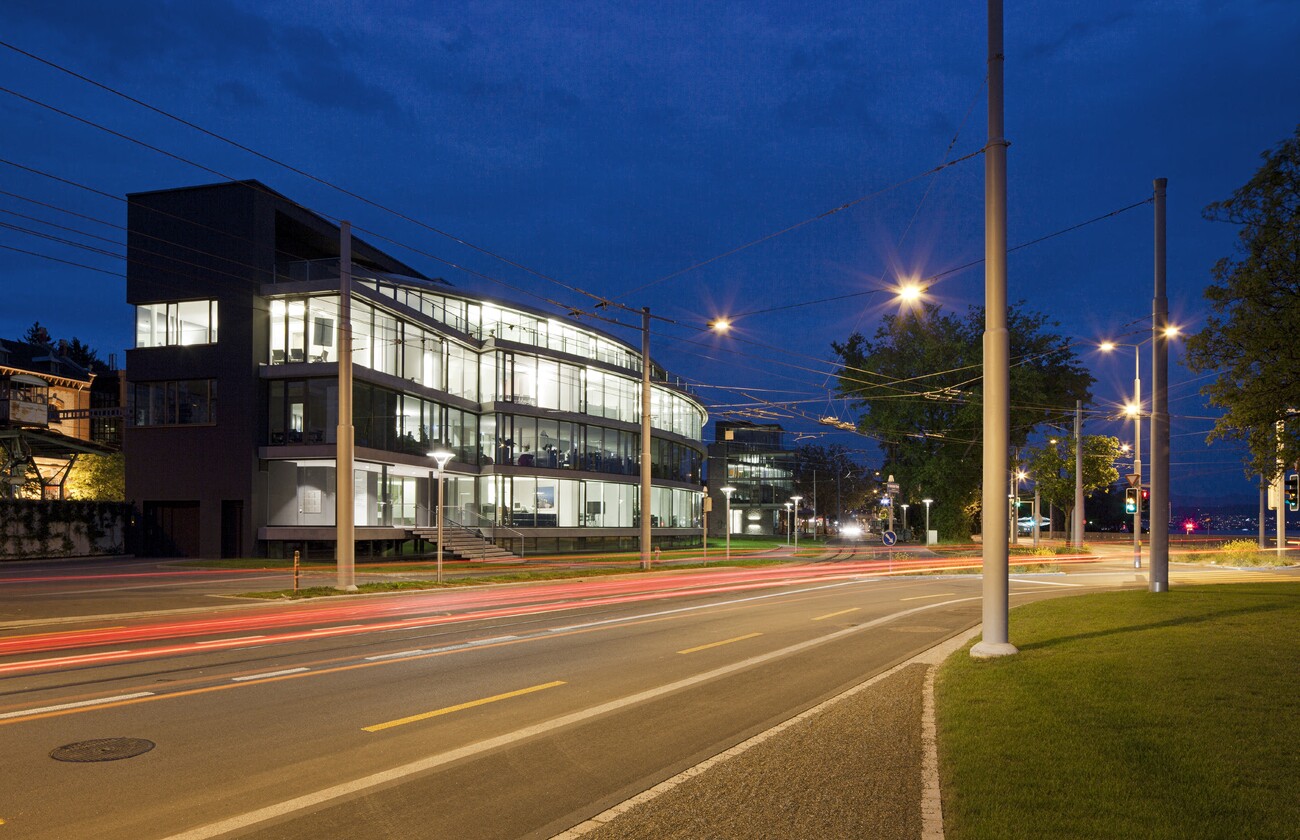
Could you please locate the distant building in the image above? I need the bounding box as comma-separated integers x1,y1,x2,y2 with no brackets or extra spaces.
706,421,795,538
0,338,119,498
124,180,707,558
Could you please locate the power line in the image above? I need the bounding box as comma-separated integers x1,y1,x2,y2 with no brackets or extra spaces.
618,148,985,301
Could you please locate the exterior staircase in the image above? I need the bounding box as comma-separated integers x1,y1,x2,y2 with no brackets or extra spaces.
410,523,519,561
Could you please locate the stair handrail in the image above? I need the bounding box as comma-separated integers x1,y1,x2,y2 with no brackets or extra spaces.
445,514,526,559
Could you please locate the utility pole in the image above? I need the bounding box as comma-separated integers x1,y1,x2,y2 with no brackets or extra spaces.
335,222,357,592
1259,475,1268,549
1276,421,1287,560
1073,400,1084,548
640,307,652,570
972,0,1016,659
1149,177,1170,592
1132,351,1142,570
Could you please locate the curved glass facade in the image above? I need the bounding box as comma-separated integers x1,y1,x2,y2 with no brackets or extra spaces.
261,266,706,543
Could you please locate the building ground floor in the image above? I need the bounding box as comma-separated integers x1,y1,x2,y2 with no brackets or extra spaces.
137,455,703,558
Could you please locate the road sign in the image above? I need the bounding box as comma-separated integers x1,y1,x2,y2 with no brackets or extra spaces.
886,482,900,493
882,530,897,546
1126,473,1141,487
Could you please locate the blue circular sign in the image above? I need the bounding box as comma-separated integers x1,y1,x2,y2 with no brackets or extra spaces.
883,530,897,546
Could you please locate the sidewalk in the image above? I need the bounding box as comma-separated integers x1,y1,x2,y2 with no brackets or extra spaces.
554,627,982,840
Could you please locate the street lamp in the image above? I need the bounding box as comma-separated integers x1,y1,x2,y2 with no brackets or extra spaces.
429,449,453,584
922,498,933,544
721,486,736,561
901,503,909,536
784,501,793,545
1102,340,1143,569
790,495,803,553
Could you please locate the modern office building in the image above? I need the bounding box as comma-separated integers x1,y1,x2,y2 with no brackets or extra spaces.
124,181,706,558
705,421,795,538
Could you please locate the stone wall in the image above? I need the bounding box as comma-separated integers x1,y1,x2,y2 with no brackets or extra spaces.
0,500,130,560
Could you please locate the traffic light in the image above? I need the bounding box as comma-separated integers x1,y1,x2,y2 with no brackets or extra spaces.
1288,473,1299,512
1140,488,1150,514
1124,487,1138,515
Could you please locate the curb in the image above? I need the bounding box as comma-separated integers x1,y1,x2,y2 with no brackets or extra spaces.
552,624,983,839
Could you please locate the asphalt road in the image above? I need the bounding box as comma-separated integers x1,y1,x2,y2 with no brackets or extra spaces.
3,553,1285,839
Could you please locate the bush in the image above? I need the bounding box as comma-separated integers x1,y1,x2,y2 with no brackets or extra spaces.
1185,538,1288,568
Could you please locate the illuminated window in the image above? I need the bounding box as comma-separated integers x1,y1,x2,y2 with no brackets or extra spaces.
135,300,218,347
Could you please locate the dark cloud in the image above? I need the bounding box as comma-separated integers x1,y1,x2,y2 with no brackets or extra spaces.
6,0,399,120
1024,9,1134,62
211,80,263,108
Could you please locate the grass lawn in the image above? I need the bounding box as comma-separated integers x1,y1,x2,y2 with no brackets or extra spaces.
937,582,1300,839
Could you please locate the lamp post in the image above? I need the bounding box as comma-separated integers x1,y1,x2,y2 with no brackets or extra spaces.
922,498,933,545
784,501,793,545
901,503,909,538
721,486,735,561
790,494,803,554
1102,340,1142,569
429,449,453,584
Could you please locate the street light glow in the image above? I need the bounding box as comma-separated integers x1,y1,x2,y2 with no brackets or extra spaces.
1125,402,1140,417
1099,341,1117,352
897,282,923,303
709,318,731,333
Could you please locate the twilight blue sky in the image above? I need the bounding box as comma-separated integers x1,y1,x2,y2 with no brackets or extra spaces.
3,1,1298,503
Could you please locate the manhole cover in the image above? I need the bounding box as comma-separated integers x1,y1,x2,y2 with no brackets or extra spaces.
50,738,155,763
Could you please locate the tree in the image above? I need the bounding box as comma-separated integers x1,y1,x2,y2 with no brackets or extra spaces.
1024,435,1122,538
23,321,51,347
63,337,106,372
792,444,876,525
64,454,125,501
1185,125,1300,479
832,301,1093,539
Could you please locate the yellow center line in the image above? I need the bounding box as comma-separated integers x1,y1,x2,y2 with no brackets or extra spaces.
812,608,859,621
677,632,762,655
900,592,955,601
363,681,566,733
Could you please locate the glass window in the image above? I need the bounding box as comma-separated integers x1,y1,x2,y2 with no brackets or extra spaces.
308,299,337,363
479,351,498,402
447,343,477,401
537,358,559,409
352,301,373,369
176,300,211,346
287,300,306,362
374,310,399,375
511,355,536,406
135,300,217,348
131,380,216,426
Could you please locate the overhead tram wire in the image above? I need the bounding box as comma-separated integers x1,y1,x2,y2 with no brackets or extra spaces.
711,198,1156,323
2,47,1161,411
0,41,994,321
0,42,619,311
0,158,601,331
0,86,634,332
615,148,986,303
0,158,338,287
819,75,989,392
